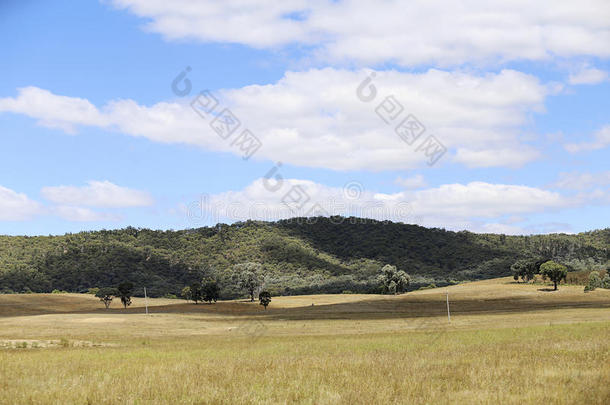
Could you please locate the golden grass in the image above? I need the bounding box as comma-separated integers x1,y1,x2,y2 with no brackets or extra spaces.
0,278,608,404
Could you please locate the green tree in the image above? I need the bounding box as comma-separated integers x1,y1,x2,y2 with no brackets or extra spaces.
181,286,192,302
259,290,271,309
189,282,203,304
511,259,539,283
377,264,410,295
116,281,134,308
95,287,117,309
602,273,610,289
233,262,263,301
539,261,568,291
203,280,220,303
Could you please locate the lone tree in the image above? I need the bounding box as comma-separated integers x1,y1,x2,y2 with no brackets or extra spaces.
233,262,263,301
378,264,410,295
259,291,271,310
539,260,568,291
116,281,134,308
203,280,220,304
95,287,117,309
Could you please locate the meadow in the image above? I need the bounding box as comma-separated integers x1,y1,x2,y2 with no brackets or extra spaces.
0,278,608,404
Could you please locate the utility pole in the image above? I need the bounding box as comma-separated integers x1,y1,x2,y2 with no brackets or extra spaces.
144,287,149,315
446,291,451,322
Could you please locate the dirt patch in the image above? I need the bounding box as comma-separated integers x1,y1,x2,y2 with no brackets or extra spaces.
0,339,117,349
76,317,126,323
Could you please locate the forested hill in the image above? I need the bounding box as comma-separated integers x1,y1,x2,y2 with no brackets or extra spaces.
1,217,608,297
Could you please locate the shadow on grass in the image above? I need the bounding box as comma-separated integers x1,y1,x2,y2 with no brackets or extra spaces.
2,287,609,321
8,293,604,322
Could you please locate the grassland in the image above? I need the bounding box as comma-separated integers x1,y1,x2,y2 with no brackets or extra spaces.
0,278,609,404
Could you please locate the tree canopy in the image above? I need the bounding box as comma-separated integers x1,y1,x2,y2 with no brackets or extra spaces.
539,261,568,291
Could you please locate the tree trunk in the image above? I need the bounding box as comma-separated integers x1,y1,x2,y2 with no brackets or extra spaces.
553,281,558,290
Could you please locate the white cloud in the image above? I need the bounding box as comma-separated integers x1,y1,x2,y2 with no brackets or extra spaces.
0,87,107,133
408,182,571,219
454,147,541,168
0,68,549,170
552,171,610,190
568,67,608,85
109,0,610,67
183,178,576,234
52,206,122,222
395,174,427,189
565,125,610,152
0,186,42,221
41,180,153,208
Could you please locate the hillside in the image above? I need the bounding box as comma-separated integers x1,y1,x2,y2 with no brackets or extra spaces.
0,217,608,297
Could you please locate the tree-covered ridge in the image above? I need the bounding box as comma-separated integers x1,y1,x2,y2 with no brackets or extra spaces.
0,218,608,298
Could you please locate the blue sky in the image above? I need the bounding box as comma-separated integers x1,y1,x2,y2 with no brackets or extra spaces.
1,0,609,236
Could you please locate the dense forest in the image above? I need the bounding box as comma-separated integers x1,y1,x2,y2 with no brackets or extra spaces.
0,217,608,298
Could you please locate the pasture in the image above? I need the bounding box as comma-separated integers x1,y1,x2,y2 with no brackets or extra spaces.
0,278,608,404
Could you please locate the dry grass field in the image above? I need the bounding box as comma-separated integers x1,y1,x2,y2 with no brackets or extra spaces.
0,278,609,404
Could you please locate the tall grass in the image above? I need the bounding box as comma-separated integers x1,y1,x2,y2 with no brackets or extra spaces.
0,279,608,404
0,322,608,404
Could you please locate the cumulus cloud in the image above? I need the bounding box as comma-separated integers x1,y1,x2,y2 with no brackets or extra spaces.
41,180,153,208
0,68,549,170
0,186,42,221
182,177,576,234
565,125,610,152
0,182,148,223
568,67,608,85
109,0,610,67
0,87,107,133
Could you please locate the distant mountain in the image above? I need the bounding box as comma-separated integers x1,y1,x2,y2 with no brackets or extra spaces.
1,217,608,297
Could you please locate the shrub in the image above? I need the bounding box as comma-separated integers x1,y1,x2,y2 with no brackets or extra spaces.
584,271,602,292
259,291,271,309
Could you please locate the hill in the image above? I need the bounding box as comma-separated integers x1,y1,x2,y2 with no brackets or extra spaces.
0,217,608,297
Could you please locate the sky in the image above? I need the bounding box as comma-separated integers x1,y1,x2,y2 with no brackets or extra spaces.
0,0,609,236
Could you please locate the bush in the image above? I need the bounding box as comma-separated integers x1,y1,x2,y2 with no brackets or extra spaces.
87,287,100,295
584,271,602,292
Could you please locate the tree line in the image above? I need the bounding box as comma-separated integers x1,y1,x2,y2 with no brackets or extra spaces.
1,219,607,297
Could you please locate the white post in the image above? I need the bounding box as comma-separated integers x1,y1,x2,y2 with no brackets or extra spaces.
144,287,149,315
446,291,451,322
